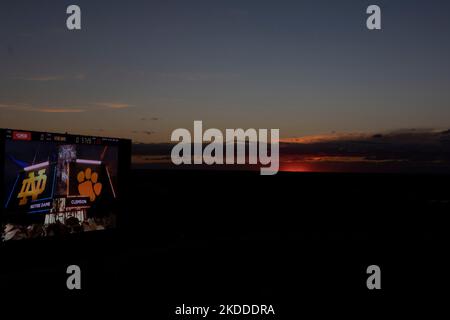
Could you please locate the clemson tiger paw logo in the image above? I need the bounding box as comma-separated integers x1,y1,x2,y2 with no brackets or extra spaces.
77,168,102,202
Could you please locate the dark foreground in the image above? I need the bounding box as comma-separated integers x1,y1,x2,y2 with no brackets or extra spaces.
1,170,449,315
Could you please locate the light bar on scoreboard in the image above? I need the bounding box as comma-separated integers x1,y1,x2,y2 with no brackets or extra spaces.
24,161,50,172
76,159,102,165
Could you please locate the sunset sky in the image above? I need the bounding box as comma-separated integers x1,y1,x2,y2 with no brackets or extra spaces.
1,0,450,161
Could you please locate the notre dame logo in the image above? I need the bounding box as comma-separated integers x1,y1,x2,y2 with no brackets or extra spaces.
17,169,48,206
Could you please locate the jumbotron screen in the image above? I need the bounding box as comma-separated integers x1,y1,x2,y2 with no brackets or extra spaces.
0,129,130,241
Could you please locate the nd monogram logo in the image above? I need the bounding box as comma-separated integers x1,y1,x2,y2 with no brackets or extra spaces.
17,169,48,205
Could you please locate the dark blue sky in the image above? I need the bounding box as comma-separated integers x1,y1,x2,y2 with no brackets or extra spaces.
1,0,450,142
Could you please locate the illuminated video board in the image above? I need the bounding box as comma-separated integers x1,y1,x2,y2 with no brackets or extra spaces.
0,129,130,241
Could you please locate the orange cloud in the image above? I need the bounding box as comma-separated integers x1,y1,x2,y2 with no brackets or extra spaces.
95,102,132,109
0,103,85,113
33,108,85,113
280,132,370,144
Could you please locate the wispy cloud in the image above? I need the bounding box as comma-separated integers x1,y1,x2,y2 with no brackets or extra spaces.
281,128,447,145
94,102,132,109
19,76,65,82
1,100,132,113
33,108,85,113
131,130,156,136
280,132,370,144
0,104,16,109
0,103,85,113
14,73,86,82
0,103,35,111
155,72,240,82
